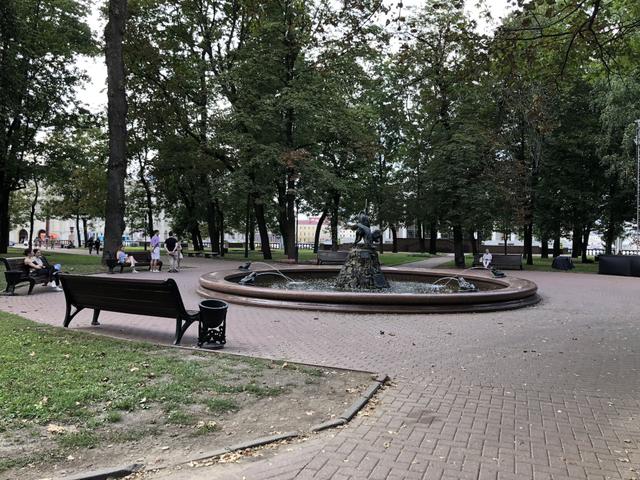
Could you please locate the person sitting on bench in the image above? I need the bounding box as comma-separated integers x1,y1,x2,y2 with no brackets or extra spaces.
24,248,62,291
116,245,139,273
481,249,493,268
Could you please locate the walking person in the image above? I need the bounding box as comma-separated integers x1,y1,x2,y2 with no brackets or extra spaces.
94,238,101,255
87,237,94,255
165,231,181,272
150,230,161,272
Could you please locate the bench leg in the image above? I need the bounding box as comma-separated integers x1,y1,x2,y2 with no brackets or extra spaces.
5,284,15,295
174,318,183,345
92,309,101,326
174,317,197,345
63,304,84,328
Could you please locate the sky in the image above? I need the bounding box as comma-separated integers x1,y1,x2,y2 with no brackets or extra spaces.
75,0,513,113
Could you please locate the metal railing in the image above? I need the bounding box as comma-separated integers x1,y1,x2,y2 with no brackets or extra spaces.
567,248,640,256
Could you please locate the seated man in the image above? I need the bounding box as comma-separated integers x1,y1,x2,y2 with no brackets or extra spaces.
116,245,139,273
24,249,62,291
481,249,493,269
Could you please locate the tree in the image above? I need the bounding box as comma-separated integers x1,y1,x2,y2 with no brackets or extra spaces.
44,124,108,247
0,0,93,252
400,2,490,267
497,0,640,75
104,0,129,259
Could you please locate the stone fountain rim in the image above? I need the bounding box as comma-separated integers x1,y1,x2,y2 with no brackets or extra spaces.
197,266,540,313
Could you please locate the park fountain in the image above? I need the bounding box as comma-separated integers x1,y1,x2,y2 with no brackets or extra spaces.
198,211,540,313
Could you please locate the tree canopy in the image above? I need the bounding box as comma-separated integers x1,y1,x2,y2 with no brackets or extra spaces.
2,0,640,265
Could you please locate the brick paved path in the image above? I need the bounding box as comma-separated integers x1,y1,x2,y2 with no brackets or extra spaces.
2,257,639,479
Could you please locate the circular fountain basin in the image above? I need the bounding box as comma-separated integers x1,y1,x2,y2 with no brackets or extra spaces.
198,266,540,313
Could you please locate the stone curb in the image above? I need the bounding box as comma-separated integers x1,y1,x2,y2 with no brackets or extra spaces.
310,418,347,432
62,463,142,480
189,431,299,463
313,372,388,427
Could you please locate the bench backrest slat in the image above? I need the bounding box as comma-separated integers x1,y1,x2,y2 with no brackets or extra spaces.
126,251,152,263
60,275,186,318
1,257,29,272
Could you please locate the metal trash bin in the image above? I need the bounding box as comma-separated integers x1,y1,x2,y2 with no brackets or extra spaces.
198,299,228,348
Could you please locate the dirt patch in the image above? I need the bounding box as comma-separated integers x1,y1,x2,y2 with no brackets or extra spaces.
0,353,373,480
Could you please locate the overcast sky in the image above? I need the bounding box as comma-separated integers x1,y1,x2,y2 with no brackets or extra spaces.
75,0,513,112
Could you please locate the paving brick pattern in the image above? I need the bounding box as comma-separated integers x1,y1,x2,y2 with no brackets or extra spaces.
2,258,639,479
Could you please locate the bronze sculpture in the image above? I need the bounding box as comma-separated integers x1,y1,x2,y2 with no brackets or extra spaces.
352,210,382,248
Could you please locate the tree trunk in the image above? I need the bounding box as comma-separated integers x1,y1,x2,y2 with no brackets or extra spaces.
244,195,250,259
313,208,328,254
391,225,398,253
206,200,220,253
82,218,88,245
468,229,478,256
197,228,203,251
28,179,39,248
453,225,465,268
540,237,549,259
429,223,437,254
571,225,581,258
253,200,272,260
503,231,508,255
605,226,614,255
249,213,255,251
581,224,591,263
76,215,82,247
523,222,533,265
140,170,154,236
103,0,129,261
553,233,561,257
219,211,225,257
330,211,339,252
191,227,200,251
330,193,340,251
277,189,289,256
0,180,9,253
418,221,425,253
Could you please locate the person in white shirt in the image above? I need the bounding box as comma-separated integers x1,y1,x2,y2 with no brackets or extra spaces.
481,249,493,268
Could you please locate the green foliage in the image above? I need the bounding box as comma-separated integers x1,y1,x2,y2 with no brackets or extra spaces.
1,0,96,251
43,120,108,228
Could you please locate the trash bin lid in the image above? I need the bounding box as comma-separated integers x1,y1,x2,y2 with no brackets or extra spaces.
200,299,228,309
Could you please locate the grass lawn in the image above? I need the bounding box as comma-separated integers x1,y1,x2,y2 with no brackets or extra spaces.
206,248,435,267
0,312,370,476
436,254,599,273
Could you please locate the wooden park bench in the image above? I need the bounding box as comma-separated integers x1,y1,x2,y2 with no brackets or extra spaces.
106,251,163,273
472,253,523,270
186,251,220,259
59,275,203,345
1,257,53,295
316,250,350,265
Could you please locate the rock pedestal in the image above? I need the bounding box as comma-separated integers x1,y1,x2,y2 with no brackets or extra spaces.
335,248,390,290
